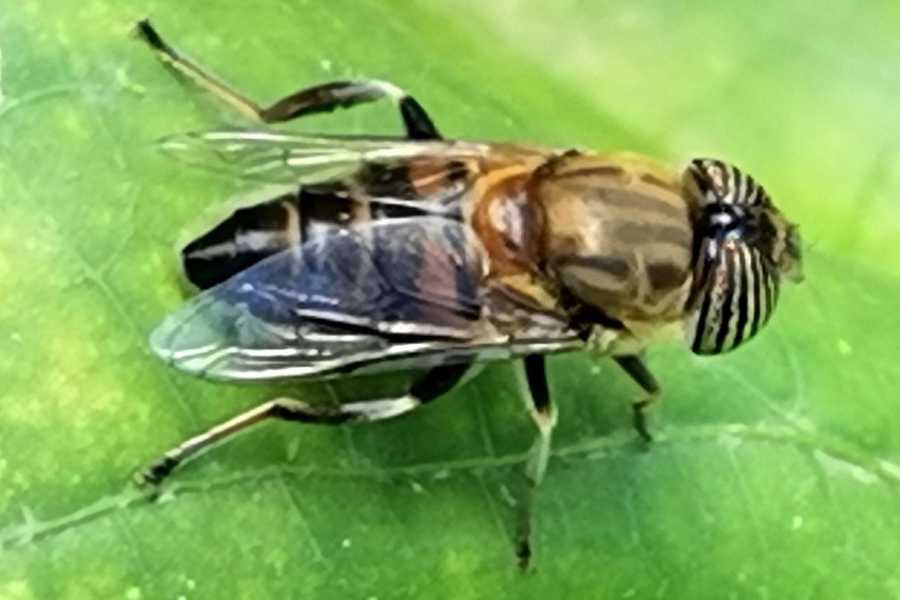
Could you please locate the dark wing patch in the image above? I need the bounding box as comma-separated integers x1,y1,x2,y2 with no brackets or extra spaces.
152,218,496,380
218,216,483,334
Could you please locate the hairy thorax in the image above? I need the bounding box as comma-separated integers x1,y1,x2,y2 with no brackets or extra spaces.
532,152,699,323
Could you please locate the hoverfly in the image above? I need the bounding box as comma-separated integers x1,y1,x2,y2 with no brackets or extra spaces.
133,19,803,568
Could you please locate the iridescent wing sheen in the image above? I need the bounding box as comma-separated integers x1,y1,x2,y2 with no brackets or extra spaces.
158,129,492,186
151,217,582,381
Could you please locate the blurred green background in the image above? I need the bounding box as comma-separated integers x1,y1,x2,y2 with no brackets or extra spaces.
1,1,899,598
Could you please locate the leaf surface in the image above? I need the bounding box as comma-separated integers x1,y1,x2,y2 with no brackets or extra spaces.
1,2,899,599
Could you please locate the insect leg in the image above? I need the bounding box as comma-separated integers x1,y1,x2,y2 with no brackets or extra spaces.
613,354,660,442
136,364,470,487
254,80,440,140
133,19,440,139
515,354,556,570
134,19,262,122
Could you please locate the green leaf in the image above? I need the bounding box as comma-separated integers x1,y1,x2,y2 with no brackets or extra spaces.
1,1,899,599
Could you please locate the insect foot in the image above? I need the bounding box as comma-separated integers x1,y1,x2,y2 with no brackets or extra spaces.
133,455,178,491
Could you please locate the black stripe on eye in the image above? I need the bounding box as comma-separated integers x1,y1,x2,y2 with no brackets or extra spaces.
746,180,762,206
713,245,738,353
732,245,753,349
690,243,717,353
750,250,765,338
717,162,732,203
765,269,779,323
727,165,740,205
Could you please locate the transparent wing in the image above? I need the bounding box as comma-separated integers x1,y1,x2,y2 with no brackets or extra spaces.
158,129,491,185
151,217,582,381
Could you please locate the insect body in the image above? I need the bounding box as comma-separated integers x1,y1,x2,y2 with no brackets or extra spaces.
134,19,802,568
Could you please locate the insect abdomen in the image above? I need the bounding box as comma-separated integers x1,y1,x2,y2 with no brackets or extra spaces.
181,165,471,290
181,186,355,289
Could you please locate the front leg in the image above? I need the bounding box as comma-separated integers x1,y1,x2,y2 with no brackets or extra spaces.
613,354,660,442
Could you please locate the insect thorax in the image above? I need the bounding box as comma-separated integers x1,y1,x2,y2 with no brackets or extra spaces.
529,152,698,326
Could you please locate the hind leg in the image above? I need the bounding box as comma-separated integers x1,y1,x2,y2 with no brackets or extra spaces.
614,354,660,442
134,19,440,139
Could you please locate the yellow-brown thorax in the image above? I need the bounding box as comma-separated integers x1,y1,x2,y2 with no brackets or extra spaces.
468,150,702,347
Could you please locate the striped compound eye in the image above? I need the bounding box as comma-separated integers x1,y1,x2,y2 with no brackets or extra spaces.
685,159,801,355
